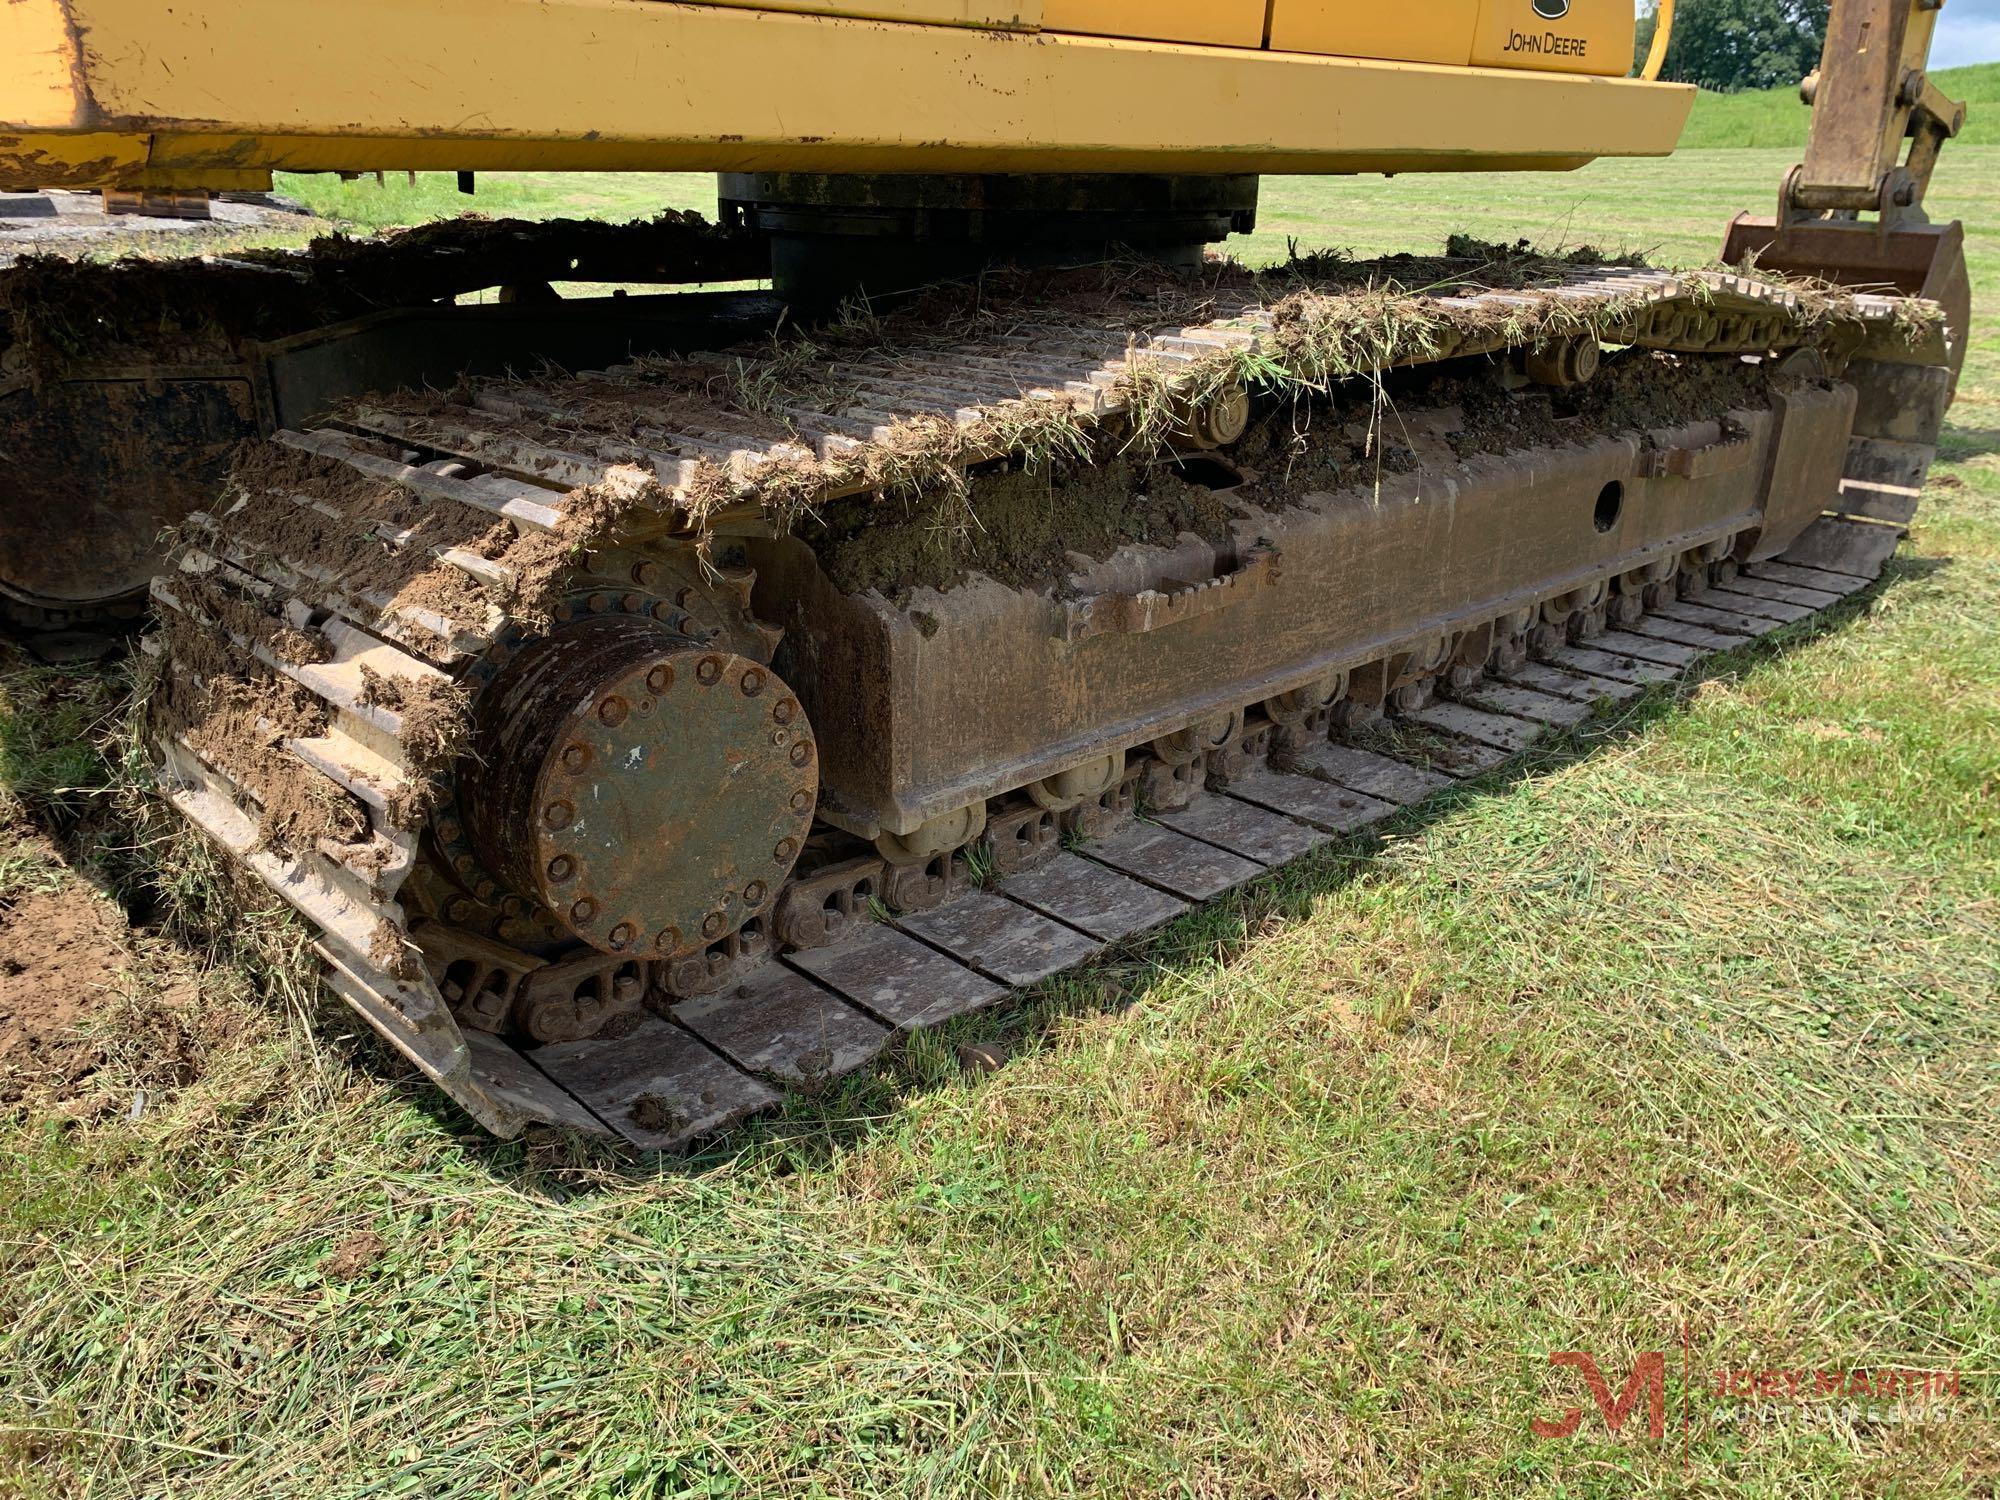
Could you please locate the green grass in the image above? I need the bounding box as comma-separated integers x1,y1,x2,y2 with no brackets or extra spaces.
271,170,721,232
1679,62,2000,150
1,151,1997,1498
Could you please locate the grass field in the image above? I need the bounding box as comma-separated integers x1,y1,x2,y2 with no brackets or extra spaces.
1677,62,2000,149
1,145,1996,1498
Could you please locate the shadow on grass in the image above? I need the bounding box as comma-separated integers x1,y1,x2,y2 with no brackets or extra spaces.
1935,426,2000,462
0,555,1947,1197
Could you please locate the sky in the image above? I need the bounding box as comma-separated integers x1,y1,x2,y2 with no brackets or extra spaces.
1633,1,2000,70
1931,0,2000,68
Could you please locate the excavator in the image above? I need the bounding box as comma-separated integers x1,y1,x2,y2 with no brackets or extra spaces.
0,0,1970,1145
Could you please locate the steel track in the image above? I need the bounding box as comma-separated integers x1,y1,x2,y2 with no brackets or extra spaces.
417,543,1909,1148
147,259,1943,1146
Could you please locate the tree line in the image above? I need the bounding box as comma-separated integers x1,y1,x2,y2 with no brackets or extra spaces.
1633,0,1831,92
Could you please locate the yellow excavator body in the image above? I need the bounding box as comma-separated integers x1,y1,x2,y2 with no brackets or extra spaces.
4,0,1666,190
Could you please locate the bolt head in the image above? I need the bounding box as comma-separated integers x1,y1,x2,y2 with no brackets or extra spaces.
744,880,767,906
647,664,674,694
608,921,637,949
789,740,813,767
570,897,598,925
696,656,723,685
598,695,629,728
774,837,798,863
701,912,726,939
772,699,797,726
562,743,591,773
543,799,574,829
740,667,766,696
547,854,575,883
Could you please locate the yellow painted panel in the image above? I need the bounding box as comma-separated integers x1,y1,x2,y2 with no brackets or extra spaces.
689,0,1039,27
1269,1,1480,66
4,0,1695,189
1470,0,1633,77
1043,0,1264,49
0,131,152,190
0,0,86,130
140,135,1620,176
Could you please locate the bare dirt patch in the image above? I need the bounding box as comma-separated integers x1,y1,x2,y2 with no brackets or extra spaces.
0,827,247,1117
0,873,129,1102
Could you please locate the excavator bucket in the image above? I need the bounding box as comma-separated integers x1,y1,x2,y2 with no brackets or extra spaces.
1723,0,1972,395
1717,0,1972,571
1722,214,1971,391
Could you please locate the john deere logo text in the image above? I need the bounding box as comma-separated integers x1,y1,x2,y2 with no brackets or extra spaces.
1504,26,1588,57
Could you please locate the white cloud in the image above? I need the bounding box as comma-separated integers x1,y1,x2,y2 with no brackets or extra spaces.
1931,5,2000,68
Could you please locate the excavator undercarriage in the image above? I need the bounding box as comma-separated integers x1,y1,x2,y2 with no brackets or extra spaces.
0,0,1974,1143
146,251,1952,1144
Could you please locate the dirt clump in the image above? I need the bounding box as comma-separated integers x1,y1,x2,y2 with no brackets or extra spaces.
806,439,1245,601
0,210,752,384
628,1092,689,1136
321,1231,387,1279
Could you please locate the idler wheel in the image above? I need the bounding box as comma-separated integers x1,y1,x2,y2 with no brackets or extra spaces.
1173,381,1251,450
1524,335,1600,388
460,615,816,958
0,375,259,620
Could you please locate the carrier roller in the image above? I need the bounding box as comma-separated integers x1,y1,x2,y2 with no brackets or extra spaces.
149,253,1952,1146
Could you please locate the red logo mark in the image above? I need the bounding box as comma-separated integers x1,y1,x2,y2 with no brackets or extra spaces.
1531,1351,1668,1440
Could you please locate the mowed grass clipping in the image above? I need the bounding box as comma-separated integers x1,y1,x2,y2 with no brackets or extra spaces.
1,156,1998,1496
